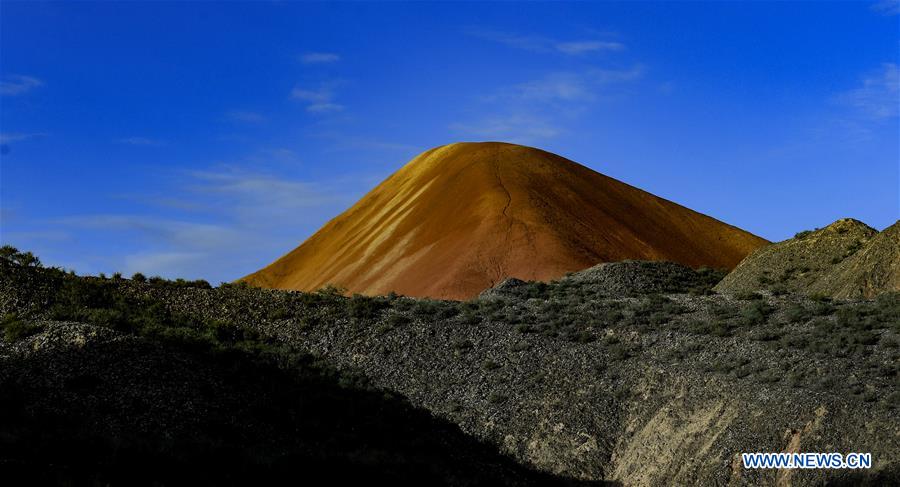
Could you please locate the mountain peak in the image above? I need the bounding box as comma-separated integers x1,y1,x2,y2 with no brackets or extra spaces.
244,143,767,299
822,218,876,235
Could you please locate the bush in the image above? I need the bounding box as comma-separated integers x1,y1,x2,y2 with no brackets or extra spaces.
482,359,501,371
740,301,774,325
1,314,42,342
0,245,42,267
785,304,811,323
487,392,507,404
734,291,763,301
317,284,346,296
131,272,147,282
347,294,389,322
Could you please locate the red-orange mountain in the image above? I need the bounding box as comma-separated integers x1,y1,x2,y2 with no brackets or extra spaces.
243,142,768,299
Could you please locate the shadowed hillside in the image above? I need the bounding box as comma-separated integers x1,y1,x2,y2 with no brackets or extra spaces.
243,142,767,299
3,255,897,486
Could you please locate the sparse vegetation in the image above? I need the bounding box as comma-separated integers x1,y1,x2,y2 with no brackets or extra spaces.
2,249,898,485
1,313,42,342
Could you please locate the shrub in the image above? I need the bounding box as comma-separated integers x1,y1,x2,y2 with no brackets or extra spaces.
608,343,633,360
220,280,251,290
487,392,507,404
347,294,389,322
482,359,501,371
452,338,473,350
1,314,42,342
509,340,530,352
385,313,411,328
785,304,811,323
770,285,788,296
734,291,763,301
740,301,774,325
0,245,42,267
750,329,780,341
317,284,346,296
131,272,147,282
267,307,292,320
711,320,734,337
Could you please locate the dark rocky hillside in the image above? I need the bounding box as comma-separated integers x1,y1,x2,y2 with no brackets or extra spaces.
0,321,583,486
1,255,899,486
715,218,899,299
1,324,556,486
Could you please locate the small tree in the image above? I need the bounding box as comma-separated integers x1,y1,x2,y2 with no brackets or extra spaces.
0,246,41,267
131,272,147,283
0,245,18,261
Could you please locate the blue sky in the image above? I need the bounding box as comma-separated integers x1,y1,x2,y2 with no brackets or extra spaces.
1,1,898,282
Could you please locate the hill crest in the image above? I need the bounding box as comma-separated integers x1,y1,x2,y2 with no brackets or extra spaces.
715,218,898,299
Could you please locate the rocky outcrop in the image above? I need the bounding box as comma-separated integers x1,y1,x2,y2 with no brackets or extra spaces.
809,221,900,299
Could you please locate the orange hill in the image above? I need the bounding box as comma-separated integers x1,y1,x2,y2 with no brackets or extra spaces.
243,142,768,300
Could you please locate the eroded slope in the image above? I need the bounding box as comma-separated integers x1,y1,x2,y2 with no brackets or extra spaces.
244,142,767,299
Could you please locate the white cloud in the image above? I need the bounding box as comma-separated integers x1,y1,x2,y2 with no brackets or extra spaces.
306,102,344,113
872,0,900,15
0,132,47,143
314,133,419,153
291,84,344,113
57,164,355,281
117,136,167,146
514,73,596,102
0,75,44,96
837,63,899,120
450,115,562,145
469,29,624,55
62,215,244,251
225,110,266,123
300,52,341,64
555,41,625,55
452,66,644,144
501,66,644,104
122,252,207,278
187,168,343,220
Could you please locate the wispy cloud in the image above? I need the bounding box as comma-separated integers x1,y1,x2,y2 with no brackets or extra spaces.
469,29,624,55
300,52,341,64
225,110,266,124
452,65,644,143
836,63,899,121
0,132,47,144
187,168,343,221
62,215,244,251
56,160,360,281
0,75,44,96
450,114,562,145
313,133,419,154
122,252,208,278
555,41,625,55
871,0,900,15
507,67,642,103
117,136,167,146
291,83,344,113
